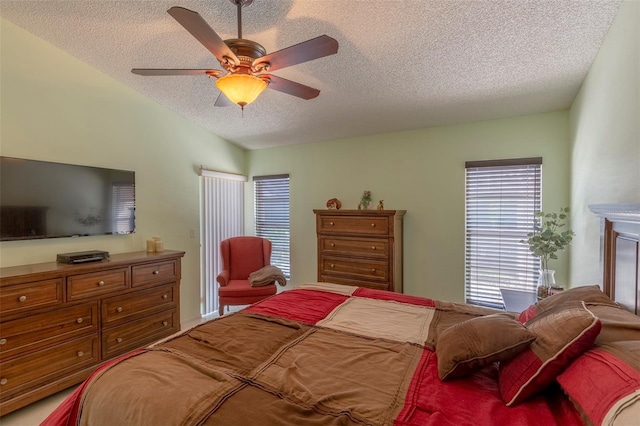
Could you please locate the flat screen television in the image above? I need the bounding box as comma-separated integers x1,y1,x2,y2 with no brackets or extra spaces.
1,157,135,241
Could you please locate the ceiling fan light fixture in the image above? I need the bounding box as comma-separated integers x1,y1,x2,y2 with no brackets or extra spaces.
216,74,268,109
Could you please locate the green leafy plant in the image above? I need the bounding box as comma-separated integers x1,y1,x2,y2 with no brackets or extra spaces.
521,207,575,273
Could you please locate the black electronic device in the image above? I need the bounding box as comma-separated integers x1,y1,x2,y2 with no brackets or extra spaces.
56,250,110,264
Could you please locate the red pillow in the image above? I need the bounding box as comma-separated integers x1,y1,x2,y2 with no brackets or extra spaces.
499,301,601,406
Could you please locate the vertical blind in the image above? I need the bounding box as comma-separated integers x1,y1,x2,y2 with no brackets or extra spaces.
201,170,246,315
254,174,291,278
465,158,542,308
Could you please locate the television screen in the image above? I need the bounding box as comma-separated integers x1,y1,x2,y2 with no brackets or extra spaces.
1,157,135,241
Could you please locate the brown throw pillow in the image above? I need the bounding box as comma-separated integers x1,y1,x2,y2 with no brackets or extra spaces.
436,313,536,381
499,301,602,406
518,285,617,322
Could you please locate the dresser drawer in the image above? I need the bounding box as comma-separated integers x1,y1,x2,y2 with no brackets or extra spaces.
0,279,63,317
102,284,176,327
320,236,389,259
102,310,178,359
67,268,129,301
0,335,99,398
132,261,177,288
319,275,390,292
321,257,388,281
318,215,389,236
0,303,97,361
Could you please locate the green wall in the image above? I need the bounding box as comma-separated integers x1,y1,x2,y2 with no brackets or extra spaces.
247,111,571,303
0,18,247,322
569,0,640,286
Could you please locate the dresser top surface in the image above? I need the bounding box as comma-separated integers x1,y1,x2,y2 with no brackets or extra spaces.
1,250,185,281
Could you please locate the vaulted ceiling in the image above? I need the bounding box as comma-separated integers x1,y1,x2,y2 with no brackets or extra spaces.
0,0,622,149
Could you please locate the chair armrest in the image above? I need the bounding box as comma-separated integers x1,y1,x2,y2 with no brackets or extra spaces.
216,270,230,287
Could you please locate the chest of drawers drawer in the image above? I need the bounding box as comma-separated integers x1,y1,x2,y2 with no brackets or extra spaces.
132,260,176,288
102,284,176,327
0,335,99,398
0,279,63,317
321,257,388,281
0,303,97,361
318,215,389,236
102,310,178,359
67,268,129,301
319,236,389,259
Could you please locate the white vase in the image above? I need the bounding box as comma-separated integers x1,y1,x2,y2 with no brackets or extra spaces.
537,269,556,299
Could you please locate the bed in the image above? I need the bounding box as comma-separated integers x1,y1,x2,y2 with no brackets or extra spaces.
42,204,640,426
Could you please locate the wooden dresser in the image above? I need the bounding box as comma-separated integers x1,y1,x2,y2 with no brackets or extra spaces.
314,210,405,292
0,249,185,415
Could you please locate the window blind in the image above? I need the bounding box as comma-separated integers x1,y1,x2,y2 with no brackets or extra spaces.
465,158,542,308
254,175,290,278
201,171,245,315
112,183,135,234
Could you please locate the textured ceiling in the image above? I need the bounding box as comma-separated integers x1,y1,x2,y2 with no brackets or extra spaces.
0,0,622,150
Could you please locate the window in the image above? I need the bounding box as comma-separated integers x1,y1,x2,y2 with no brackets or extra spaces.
465,158,542,308
254,174,290,278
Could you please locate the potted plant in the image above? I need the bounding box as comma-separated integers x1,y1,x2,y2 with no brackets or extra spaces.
521,207,575,299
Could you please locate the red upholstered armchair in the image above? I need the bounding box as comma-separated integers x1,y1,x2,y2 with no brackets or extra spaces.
216,236,277,315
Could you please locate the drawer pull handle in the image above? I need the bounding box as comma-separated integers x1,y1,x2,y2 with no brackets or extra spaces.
77,351,84,357
98,281,105,286
0,378,7,386
370,223,376,227
330,264,335,268
371,269,376,272
76,318,83,324
330,243,335,247
116,337,123,343
0,339,7,345
329,222,334,226
153,270,160,275
162,294,168,299
18,295,27,302
371,246,376,250
116,307,123,313
162,321,168,326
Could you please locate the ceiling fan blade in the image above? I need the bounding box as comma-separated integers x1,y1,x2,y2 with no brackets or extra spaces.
265,75,320,100
167,6,239,65
253,35,338,72
214,92,234,107
131,69,222,76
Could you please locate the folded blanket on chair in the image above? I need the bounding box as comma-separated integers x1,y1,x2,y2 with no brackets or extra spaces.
249,265,287,287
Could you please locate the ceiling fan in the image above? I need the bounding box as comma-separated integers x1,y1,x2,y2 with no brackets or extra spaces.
132,0,339,110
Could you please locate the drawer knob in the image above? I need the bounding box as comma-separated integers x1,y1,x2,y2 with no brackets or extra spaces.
162,321,168,326
371,269,376,273
370,223,376,227
162,294,168,299
330,264,335,268
0,378,7,386
76,318,83,324
18,295,27,302
371,246,376,250
116,307,123,313
116,337,123,343
330,243,335,247
98,281,105,286
77,351,84,357
153,270,160,275
329,221,334,226
0,338,7,345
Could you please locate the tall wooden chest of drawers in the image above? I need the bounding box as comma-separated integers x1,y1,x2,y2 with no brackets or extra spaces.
314,210,405,292
0,250,184,416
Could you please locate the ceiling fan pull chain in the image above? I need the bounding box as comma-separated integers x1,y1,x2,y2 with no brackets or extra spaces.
237,0,242,39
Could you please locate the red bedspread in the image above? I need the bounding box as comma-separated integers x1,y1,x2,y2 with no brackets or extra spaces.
42,283,583,426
